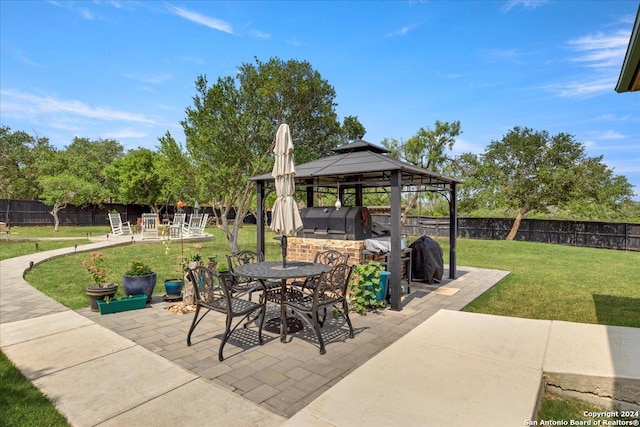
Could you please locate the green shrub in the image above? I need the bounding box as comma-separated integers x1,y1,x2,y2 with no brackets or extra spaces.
349,260,384,314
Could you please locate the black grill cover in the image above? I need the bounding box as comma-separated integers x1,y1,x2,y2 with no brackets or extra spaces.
299,206,372,240
409,236,443,283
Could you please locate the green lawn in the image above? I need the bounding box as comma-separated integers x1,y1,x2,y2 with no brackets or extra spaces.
455,239,640,327
0,351,70,427
7,225,640,326
19,225,285,309
2,225,639,424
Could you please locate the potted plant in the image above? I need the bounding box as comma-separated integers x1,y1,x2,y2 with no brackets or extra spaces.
349,260,385,314
97,294,148,315
83,251,118,312
188,252,202,269
122,260,156,303
207,255,218,270
215,261,232,283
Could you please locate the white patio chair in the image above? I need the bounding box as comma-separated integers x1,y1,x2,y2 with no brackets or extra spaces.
108,213,132,236
195,213,209,236
169,213,186,238
141,213,159,239
182,213,209,236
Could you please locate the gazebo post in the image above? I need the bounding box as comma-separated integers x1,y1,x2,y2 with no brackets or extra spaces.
389,170,402,310
257,180,265,256
305,179,314,208
355,184,363,206
449,183,457,279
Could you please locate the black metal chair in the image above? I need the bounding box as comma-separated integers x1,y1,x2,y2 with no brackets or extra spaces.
226,251,280,300
185,266,266,361
293,250,351,294
283,263,354,355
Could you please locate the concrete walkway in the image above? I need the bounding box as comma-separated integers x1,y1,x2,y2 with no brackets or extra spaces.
2,235,638,426
1,235,283,426
286,310,640,426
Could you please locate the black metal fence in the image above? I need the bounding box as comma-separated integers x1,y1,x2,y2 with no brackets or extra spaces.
373,215,640,251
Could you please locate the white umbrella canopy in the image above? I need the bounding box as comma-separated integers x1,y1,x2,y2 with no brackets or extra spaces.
270,123,303,245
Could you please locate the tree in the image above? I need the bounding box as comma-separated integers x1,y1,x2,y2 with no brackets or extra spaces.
105,148,164,211
463,126,634,240
35,137,123,230
181,57,346,252
38,173,98,231
0,126,54,206
157,132,197,214
341,115,366,142
382,120,462,223
64,137,124,200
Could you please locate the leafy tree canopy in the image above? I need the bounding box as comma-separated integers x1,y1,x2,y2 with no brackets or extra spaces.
382,120,462,223
180,56,354,251
105,148,164,211
461,126,634,239
0,125,54,200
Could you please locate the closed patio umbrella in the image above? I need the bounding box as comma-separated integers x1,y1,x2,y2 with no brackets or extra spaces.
270,123,303,267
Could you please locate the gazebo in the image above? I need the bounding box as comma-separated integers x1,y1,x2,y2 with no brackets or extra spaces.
250,140,461,310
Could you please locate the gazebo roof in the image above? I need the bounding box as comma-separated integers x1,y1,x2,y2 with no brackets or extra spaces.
251,139,461,188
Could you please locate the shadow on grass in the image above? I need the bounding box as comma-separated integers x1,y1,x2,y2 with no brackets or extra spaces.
592,294,640,328
592,294,640,411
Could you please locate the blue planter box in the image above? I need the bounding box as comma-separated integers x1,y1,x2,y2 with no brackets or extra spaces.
376,271,390,301
97,294,148,315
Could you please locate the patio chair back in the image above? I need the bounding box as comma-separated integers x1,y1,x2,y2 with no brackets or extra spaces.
314,249,351,266
185,266,266,361
108,213,132,236
294,250,351,293
226,250,268,296
172,213,186,228
182,213,209,236
141,213,159,239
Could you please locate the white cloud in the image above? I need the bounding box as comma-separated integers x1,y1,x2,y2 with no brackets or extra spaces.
78,8,95,20
104,128,148,139
501,0,548,13
0,89,156,125
568,30,629,68
248,29,271,39
124,73,172,85
546,27,631,98
166,4,233,34
542,77,618,98
599,130,625,140
385,23,421,38
450,137,485,155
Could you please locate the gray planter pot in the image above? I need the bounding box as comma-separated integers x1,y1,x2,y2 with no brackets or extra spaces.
122,272,157,303
86,283,118,312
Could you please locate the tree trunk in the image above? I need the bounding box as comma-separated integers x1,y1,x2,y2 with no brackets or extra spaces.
401,191,421,226
183,270,195,305
506,202,529,241
49,204,64,232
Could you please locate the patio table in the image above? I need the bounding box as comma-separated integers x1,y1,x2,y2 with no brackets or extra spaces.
233,261,331,341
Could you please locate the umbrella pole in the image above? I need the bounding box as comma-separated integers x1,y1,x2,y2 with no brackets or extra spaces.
281,235,287,268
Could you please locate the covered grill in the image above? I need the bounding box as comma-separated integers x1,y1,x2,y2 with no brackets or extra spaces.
298,206,372,240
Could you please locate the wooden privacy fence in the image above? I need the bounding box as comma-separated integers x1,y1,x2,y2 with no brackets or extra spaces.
373,215,640,252
0,199,148,227
2,200,638,251
0,199,254,229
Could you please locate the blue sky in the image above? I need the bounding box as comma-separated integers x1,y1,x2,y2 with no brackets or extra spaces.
1,1,639,199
